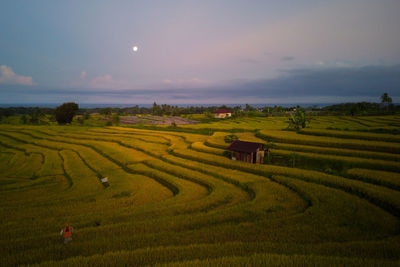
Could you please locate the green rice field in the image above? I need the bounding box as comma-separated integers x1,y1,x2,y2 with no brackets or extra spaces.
1,115,400,266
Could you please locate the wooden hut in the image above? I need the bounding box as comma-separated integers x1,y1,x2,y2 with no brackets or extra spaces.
227,140,265,164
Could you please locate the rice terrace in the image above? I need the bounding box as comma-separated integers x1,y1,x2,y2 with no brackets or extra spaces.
1,110,400,266
2,1,400,266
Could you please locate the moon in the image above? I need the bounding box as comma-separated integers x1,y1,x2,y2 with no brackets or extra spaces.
132,46,138,52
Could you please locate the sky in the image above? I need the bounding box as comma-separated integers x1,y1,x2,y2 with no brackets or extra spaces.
1,0,400,105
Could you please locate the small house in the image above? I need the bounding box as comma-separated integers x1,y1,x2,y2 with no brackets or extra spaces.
213,109,232,118
227,140,265,164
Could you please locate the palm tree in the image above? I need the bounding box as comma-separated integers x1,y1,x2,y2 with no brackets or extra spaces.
287,108,308,131
381,93,392,111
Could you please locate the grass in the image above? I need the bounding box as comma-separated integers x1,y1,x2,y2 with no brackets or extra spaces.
258,129,400,153
301,128,400,142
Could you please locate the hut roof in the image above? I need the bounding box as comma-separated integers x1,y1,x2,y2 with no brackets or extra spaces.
227,140,264,153
213,109,232,114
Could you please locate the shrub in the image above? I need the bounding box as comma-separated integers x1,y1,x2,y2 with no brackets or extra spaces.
224,134,238,143
287,108,308,131
222,150,231,158
112,114,120,125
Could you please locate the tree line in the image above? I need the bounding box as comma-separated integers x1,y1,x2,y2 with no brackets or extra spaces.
0,93,397,124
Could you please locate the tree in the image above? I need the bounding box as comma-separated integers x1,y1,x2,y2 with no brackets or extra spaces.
262,107,271,116
112,114,120,125
231,110,240,118
245,104,255,112
204,111,214,119
55,102,79,124
350,105,359,117
273,105,283,113
20,114,29,124
30,109,44,124
287,108,308,131
172,107,180,116
380,93,392,111
101,108,112,117
152,102,162,116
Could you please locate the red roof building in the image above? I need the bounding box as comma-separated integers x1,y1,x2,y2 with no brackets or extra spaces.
213,109,232,114
213,109,232,118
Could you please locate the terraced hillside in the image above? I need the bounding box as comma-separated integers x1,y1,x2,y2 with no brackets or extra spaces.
181,115,400,133
1,121,400,266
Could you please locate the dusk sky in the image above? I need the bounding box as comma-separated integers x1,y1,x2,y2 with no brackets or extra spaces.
1,0,400,105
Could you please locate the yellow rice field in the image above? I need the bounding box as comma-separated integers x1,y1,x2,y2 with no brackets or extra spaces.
1,115,400,266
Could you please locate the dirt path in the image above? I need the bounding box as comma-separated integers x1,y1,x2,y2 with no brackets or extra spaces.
120,115,200,125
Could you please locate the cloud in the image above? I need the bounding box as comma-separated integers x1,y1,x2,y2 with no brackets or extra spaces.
80,71,87,79
2,65,399,105
0,65,33,85
221,64,400,99
162,78,210,89
281,56,295,61
90,74,117,89
153,64,400,102
70,72,129,90
80,74,125,89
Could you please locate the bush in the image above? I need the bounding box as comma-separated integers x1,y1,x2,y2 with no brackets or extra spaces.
287,108,309,131
112,114,120,125
222,150,232,158
224,135,238,143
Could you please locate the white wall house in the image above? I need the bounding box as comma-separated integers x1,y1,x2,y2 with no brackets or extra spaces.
213,109,232,118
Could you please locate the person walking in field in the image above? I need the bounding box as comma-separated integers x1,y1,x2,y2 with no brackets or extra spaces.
60,223,73,244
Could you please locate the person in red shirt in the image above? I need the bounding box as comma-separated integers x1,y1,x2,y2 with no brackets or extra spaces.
60,223,73,244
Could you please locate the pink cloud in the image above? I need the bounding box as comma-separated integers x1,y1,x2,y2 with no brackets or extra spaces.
0,65,33,85
89,74,126,89
80,71,87,79
71,72,130,89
